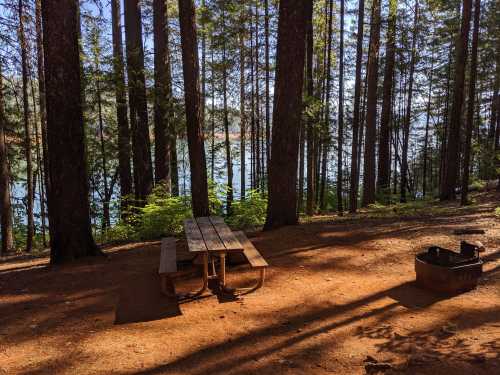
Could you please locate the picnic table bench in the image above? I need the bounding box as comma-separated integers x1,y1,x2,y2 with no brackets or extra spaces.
158,216,268,298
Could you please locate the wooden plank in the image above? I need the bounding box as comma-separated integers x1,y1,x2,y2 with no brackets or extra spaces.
234,231,268,268
184,219,207,253
209,216,243,251
196,217,226,251
159,237,177,274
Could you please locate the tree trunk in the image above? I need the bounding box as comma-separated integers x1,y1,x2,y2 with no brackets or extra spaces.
461,0,481,205
41,0,100,263
96,75,110,230
401,0,419,203
0,63,14,255
349,0,365,213
201,0,206,130
30,78,47,246
377,0,397,196
124,0,153,203
35,0,51,228
111,0,133,210
441,0,473,200
254,2,261,190
264,0,271,176
153,0,172,190
18,0,34,252
264,0,308,230
305,0,315,215
423,45,435,198
221,3,233,213
178,0,210,217
337,0,345,214
361,0,381,207
239,14,246,200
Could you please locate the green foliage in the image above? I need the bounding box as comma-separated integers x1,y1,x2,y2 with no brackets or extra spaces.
134,184,192,240
495,207,500,219
208,179,225,216
227,190,267,229
469,179,486,191
100,181,229,243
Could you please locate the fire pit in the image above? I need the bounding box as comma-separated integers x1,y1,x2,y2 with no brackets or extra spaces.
415,241,483,293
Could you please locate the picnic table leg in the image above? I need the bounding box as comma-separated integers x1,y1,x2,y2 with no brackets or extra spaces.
202,252,209,292
179,252,209,300
219,252,226,287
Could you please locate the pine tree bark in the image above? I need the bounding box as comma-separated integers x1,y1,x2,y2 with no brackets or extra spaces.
377,0,396,196
124,0,153,203
111,0,133,208
264,0,308,230
35,0,50,216
264,0,270,173
30,78,47,246
401,0,419,203
349,0,365,213
178,0,209,217
254,3,261,189
461,0,481,205
18,0,34,252
153,0,172,190
423,45,435,197
361,0,381,207
305,0,315,215
239,14,246,200
221,3,233,213
41,0,100,263
441,0,473,200
0,63,14,255
264,0,306,229
337,0,345,214
96,75,110,229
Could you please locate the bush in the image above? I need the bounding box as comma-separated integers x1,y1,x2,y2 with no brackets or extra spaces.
227,190,267,229
495,207,500,219
101,181,228,243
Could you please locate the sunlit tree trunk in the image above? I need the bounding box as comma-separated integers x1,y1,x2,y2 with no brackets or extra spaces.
264,0,270,174
239,12,246,200
111,0,133,210
349,0,365,213
337,0,345,214
18,0,34,252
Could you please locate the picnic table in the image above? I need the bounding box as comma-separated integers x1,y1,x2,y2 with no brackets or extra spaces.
182,216,268,296
158,216,268,298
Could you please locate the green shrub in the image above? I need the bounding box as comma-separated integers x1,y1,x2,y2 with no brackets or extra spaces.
227,190,267,229
208,179,225,216
495,207,500,219
136,184,192,240
469,179,486,191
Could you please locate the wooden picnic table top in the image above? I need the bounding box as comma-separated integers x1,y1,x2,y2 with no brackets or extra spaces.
184,216,243,253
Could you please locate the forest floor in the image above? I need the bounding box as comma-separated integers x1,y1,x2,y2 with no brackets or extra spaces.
1,191,499,375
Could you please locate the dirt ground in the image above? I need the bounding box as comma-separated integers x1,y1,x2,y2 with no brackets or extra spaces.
1,192,499,375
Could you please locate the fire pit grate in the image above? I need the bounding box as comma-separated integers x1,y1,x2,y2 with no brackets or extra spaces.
415,241,483,294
